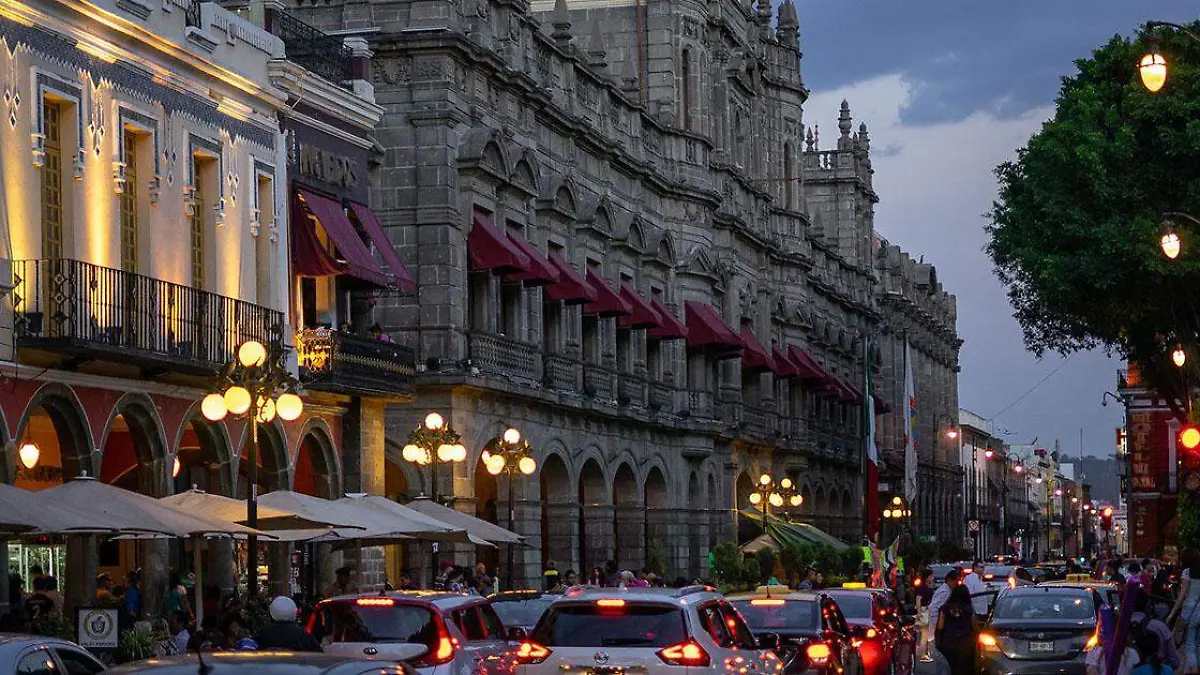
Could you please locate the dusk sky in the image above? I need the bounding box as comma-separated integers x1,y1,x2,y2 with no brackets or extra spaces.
797,1,1196,459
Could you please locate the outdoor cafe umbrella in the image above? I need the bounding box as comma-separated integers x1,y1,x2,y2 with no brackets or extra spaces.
335,494,472,543
0,481,137,535
161,488,351,531
404,496,523,546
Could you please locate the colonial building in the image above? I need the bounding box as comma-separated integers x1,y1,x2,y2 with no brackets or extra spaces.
875,240,963,552
958,408,1004,558
280,0,957,586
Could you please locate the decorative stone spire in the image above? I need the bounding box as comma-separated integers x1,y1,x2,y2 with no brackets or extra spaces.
776,0,799,47
551,0,573,50
756,0,772,26
622,48,640,98
587,18,608,72
858,121,870,152
805,126,815,151
837,99,853,150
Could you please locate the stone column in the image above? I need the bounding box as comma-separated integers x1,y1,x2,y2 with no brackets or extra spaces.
545,502,580,578
614,505,645,571
207,539,235,601
499,478,542,590
645,508,676,576
139,540,168,617
583,504,615,574
689,509,710,580
341,397,387,590
65,535,98,613
267,543,290,597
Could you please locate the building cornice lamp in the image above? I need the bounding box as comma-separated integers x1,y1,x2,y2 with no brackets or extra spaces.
482,426,537,590
748,473,803,527
200,339,303,598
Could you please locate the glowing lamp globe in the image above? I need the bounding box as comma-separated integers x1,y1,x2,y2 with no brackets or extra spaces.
1163,232,1182,260
237,340,267,368
451,443,468,462
201,393,228,421
790,495,803,507
276,393,303,421
1174,348,1187,368
486,454,506,475
223,386,251,415
402,444,420,462
769,493,784,508
18,442,39,470
503,428,521,445
946,428,959,440
172,457,182,478
779,477,793,490
424,412,445,431
256,397,277,423
984,449,995,459
1055,489,1063,497
519,456,537,475
1140,51,1168,93
759,473,772,486
749,492,762,505
1014,464,1024,474
883,509,893,519
892,496,902,506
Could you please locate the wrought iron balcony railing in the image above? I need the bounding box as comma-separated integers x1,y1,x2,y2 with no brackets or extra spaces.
276,10,353,87
11,258,283,372
297,328,415,396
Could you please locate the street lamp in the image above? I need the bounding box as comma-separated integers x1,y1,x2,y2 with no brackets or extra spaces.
1175,346,1188,368
936,415,958,440
1138,22,1200,93
482,427,537,590
402,412,466,583
201,339,303,598
882,495,912,520
748,474,803,527
18,442,39,470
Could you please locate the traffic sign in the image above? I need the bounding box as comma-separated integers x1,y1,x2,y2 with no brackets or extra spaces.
968,519,980,532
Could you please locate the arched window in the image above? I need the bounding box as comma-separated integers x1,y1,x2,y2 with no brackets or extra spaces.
681,49,692,131
783,143,794,209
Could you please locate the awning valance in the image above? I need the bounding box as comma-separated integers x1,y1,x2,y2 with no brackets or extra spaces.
648,297,688,340
739,323,776,373
583,273,632,317
298,188,390,286
504,230,560,286
544,253,598,305
468,212,531,274
685,301,743,355
840,380,864,404
787,346,838,392
292,193,346,278
618,283,662,329
347,202,417,294
772,345,800,378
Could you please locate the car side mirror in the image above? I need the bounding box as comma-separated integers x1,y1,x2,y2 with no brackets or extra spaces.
507,626,528,641
757,632,780,650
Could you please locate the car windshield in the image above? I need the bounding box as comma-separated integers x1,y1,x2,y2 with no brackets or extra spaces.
993,593,1094,621
828,595,872,620
532,603,687,647
318,601,439,645
730,599,818,632
492,597,554,628
985,566,1015,578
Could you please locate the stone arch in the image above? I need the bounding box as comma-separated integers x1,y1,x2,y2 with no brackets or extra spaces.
539,450,573,571
734,471,754,512
457,127,510,179
10,382,94,483
508,146,541,196
95,392,171,496
579,195,615,235
644,466,668,510
579,458,608,506
539,447,573,503
578,457,609,572
174,402,234,496
679,244,719,281
640,455,671,499
657,231,678,267
814,485,827,518
540,173,580,221
625,217,648,253
384,439,422,501
612,463,638,505
292,419,339,499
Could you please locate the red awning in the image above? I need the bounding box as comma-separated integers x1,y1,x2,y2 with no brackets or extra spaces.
504,230,560,286
347,202,417,294
842,380,864,403
298,189,389,286
739,323,776,373
787,346,837,390
291,193,347,278
544,253,598,305
468,213,531,274
618,283,662,329
583,273,632,316
685,301,743,353
771,345,800,378
872,393,892,414
648,298,688,340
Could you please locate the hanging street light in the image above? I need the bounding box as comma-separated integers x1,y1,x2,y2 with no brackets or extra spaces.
201,339,303,598
18,442,39,470
1140,32,1168,93
1162,222,1182,260
1174,346,1188,368
482,427,538,590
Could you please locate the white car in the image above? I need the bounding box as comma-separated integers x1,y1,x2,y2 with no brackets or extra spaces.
513,586,781,675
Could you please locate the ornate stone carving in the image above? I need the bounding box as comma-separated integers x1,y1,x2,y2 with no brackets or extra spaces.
373,56,411,85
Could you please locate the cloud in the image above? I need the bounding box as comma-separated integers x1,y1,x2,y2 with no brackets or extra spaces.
805,74,1125,456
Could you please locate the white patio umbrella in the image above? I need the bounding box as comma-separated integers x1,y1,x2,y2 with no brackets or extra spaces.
405,497,523,546
160,489,351,531
335,494,473,543
257,490,380,542
0,481,140,535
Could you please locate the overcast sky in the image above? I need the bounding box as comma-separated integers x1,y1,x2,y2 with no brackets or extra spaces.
797,0,1196,460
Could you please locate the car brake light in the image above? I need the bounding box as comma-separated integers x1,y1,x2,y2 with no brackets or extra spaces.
751,599,786,606
356,597,396,606
657,640,711,667
1008,577,1016,589
596,599,626,608
515,641,553,664
413,615,456,667
805,643,831,666
979,633,1000,652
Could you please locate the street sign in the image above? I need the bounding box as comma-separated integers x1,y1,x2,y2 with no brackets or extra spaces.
76,607,118,648
968,519,980,532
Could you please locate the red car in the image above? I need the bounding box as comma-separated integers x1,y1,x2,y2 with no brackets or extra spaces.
825,586,917,675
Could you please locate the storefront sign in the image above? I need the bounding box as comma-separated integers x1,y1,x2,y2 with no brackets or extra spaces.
296,142,358,189
77,607,119,648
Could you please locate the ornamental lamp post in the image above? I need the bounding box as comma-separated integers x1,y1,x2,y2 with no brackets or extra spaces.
748,474,803,529
201,339,304,598
482,427,537,590
401,412,466,582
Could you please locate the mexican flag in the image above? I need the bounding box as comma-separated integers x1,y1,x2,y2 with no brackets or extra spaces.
865,340,880,540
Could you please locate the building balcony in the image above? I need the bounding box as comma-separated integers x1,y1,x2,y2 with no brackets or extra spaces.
617,372,648,407
11,258,282,374
468,332,542,385
583,363,616,403
297,328,415,397
649,380,674,414
543,353,581,392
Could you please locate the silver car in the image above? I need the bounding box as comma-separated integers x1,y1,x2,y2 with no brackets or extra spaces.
0,633,106,674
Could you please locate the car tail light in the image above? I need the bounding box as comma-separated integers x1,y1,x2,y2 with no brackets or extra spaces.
356,597,396,606
657,640,711,667
596,599,626,608
515,641,553,665
805,643,831,666
1085,630,1099,650
979,633,1000,652
865,628,878,639
413,615,456,667
751,599,785,606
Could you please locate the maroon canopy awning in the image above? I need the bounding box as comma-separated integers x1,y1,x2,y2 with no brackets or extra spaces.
291,194,347,278
347,202,417,294
841,380,864,404
298,189,389,287
504,230,560,286
618,283,662,329
739,323,776,373
771,345,800,378
544,253,598,305
583,273,632,317
648,297,688,340
685,301,743,355
787,346,838,393
468,212,531,274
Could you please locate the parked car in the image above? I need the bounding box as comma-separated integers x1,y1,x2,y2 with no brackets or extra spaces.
824,586,918,675
0,633,105,674
108,652,414,674
488,591,561,635
513,586,779,675
727,587,864,675
977,586,1101,675
312,592,518,675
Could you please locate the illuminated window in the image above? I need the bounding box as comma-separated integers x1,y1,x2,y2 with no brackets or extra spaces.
120,130,139,272
41,101,63,259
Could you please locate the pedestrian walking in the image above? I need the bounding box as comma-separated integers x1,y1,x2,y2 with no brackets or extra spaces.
323,566,357,598
914,568,935,662
935,585,977,675
123,570,141,620
1167,548,1200,674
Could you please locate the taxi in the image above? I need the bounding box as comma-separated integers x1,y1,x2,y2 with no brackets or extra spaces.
823,584,918,675
1039,576,1121,610
726,585,864,675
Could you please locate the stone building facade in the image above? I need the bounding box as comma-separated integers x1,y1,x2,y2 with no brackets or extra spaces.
288,0,958,584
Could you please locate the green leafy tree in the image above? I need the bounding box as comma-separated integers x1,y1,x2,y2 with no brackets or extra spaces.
742,558,762,586
755,548,778,582
1180,492,1200,549
710,541,744,585
987,20,1200,412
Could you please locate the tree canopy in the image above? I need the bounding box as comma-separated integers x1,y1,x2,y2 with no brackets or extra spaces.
987,21,1200,411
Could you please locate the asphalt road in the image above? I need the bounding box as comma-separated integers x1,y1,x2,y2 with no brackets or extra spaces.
915,655,944,675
